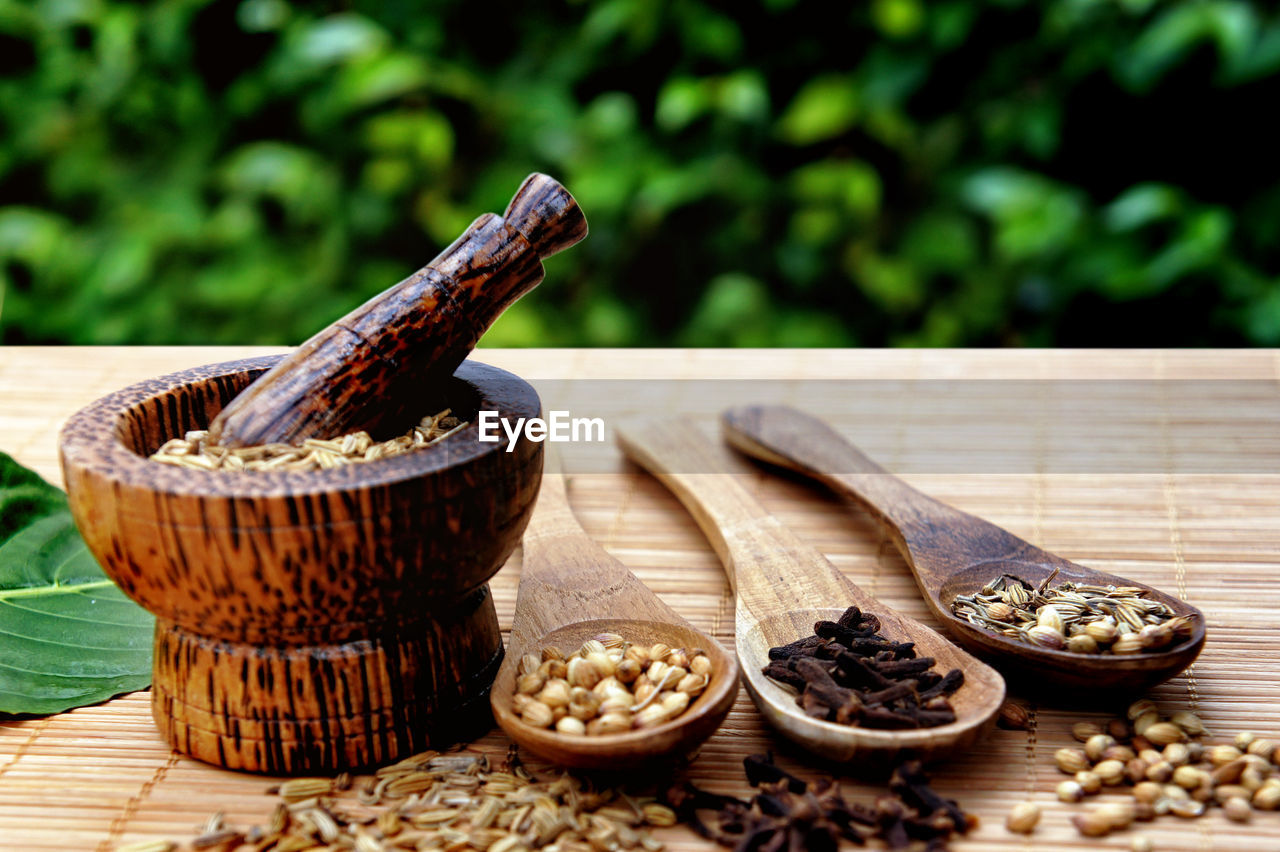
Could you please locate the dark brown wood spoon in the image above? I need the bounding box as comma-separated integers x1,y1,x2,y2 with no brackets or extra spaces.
721,404,1206,694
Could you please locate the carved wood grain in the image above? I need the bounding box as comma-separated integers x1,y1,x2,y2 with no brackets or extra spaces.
59,356,543,773
206,174,586,448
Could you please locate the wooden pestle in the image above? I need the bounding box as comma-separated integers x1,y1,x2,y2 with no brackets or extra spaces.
207,173,587,448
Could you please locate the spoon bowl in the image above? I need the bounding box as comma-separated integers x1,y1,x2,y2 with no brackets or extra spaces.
615,421,1006,766
722,404,1207,695
936,559,1201,693
739,609,1004,763
489,471,739,770
491,617,738,770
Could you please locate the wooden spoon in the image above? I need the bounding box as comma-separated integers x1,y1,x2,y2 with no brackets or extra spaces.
489,469,739,770
721,404,1207,695
615,420,1005,765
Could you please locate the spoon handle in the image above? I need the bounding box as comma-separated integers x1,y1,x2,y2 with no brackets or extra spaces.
522,465,593,550
721,404,1063,598
616,420,866,623
510,465,687,660
721,404,957,532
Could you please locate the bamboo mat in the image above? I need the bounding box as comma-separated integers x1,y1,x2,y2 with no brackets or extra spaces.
3,347,1280,851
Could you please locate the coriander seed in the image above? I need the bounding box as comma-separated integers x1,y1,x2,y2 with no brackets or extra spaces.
512,634,713,736
1215,784,1253,804
1071,810,1113,837
1171,765,1205,789
1057,780,1086,802
1068,633,1099,654
1132,781,1163,804
1242,765,1270,791
1224,796,1252,822
1072,721,1103,742
1143,721,1185,746
1167,799,1206,818
1209,744,1243,766
1094,759,1126,786
1145,760,1173,784
1246,737,1277,762
1128,699,1159,720
1075,770,1102,794
1253,784,1280,810
1056,747,1091,774
1085,734,1116,762
1005,801,1040,834
1163,742,1190,766
1169,709,1207,737
1097,801,1135,829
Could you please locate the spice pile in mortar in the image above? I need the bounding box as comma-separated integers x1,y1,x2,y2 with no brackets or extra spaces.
150,410,465,472
761,606,964,729
511,634,712,735
951,569,1197,654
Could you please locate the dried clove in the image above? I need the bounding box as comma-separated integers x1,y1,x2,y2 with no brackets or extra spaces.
993,695,1034,731
668,753,973,851
763,606,964,729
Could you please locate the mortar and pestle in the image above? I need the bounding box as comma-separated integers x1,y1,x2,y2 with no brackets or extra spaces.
59,175,586,774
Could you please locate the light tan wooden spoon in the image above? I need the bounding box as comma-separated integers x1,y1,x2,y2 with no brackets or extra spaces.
489,469,739,770
616,420,1005,765
721,404,1206,695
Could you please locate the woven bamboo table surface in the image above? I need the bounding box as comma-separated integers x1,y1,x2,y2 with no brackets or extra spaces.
3,347,1280,851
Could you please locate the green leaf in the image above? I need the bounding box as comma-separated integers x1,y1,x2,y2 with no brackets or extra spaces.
962,167,1084,261
791,160,881,218
329,52,431,116
900,212,979,273
716,70,770,123
1105,183,1182,232
293,13,388,68
1117,5,1209,91
0,453,153,715
846,249,924,312
872,0,925,39
778,75,860,145
678,273,773,346
237,0,290,33
655,76,709,132
0,454,68,547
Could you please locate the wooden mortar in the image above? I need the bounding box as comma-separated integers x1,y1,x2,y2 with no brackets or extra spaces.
59,355,543,774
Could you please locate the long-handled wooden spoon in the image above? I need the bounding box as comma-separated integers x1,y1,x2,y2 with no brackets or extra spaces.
721,404,1207,694
615,421,1004,765
489,469,739,769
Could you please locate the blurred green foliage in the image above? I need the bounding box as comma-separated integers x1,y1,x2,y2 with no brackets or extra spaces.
2,0,1279,346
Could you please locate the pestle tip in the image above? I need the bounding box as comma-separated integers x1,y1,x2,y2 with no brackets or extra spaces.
503,173,588,260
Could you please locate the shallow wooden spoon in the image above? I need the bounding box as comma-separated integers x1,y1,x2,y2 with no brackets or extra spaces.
616,420,1004,765
489,468,739,770
721,404,1207,695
